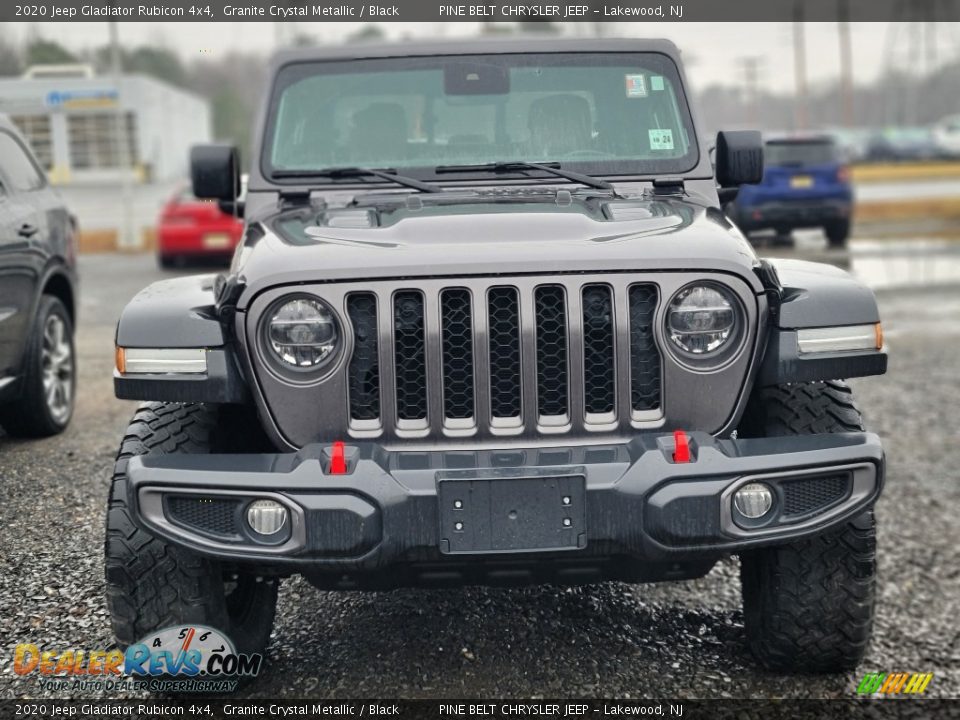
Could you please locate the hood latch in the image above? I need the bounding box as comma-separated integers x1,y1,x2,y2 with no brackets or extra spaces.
652,177,686,195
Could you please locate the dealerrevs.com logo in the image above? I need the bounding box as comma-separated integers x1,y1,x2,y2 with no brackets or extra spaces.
856,672,934,695
14,625,262,693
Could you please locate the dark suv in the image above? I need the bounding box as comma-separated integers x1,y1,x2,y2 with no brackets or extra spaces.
727,135,854,247
106,39,887,674
0,115,77,437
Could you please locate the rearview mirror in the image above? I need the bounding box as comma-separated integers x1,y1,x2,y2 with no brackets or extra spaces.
715,131,764,188
191,144,240,201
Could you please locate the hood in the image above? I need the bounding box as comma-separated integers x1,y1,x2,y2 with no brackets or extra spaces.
232,195,762,309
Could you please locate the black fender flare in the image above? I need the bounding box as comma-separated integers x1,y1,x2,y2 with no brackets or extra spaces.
758,259,887,386
114,275,249,404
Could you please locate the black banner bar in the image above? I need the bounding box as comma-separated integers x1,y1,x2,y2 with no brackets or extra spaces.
4,0,960,23
4,699,959,720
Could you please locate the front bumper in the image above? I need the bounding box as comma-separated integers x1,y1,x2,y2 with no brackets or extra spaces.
126,431,884,589
740,198,851,229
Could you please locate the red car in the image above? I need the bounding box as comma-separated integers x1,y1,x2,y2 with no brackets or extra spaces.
156,183,243,268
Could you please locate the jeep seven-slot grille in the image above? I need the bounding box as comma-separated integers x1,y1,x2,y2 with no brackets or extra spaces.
345,280,662,437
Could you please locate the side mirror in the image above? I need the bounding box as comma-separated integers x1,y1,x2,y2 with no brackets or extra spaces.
191,144,240,201
715,131,764,188
217,199,244,219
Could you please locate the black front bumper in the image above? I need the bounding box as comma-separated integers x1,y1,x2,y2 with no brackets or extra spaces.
126,431,884,589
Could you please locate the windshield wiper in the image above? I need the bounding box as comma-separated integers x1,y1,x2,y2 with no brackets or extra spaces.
435,161,618,194
272,167,444,194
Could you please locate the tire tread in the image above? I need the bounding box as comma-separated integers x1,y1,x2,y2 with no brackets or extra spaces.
104,402,276,653
738,381,876,673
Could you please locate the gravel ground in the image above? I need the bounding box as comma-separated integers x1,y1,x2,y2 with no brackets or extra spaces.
0,253,957,700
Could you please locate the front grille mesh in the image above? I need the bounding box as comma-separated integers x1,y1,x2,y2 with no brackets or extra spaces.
393,291,427,421
488,287,522,419
346,293,380,421
344,279,663,436
441,288,474,420
629,285,661,412
582,285,616,415
535,285,569,417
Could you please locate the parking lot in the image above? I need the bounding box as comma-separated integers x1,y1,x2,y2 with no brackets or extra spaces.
0,240,958,699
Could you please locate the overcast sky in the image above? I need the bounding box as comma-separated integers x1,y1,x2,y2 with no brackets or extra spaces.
6,22,959,92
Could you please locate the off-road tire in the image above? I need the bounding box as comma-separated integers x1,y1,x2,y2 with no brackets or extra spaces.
104,402,278,655
825,220,850,248
0,295,75,438
737,381,877,673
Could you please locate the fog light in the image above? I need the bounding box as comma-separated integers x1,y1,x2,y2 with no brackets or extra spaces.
246,499,287,536
733,483,774,519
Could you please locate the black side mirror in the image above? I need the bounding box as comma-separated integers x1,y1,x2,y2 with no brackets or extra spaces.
217,199,244,219
715,131,764,188
191,144,240,201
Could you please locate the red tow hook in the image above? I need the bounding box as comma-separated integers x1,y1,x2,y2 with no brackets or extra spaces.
329,440,348,475
672,430,691,463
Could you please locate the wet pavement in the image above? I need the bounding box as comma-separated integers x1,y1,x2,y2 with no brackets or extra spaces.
0,242,957,700
855,178,960,203
762,232,960,290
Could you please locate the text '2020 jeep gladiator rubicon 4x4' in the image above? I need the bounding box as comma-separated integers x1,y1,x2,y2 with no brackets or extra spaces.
106,39,887,673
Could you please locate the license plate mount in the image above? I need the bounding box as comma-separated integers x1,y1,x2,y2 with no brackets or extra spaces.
438,475,586,554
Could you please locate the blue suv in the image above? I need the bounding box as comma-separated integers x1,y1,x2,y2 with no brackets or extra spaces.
728,135,853,247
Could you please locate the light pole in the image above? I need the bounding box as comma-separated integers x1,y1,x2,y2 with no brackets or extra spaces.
792,3,808,131
109,19,135,249
838,0,854,127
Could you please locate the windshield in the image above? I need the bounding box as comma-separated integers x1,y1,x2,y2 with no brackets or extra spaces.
765,140,839,167
263,52,698,181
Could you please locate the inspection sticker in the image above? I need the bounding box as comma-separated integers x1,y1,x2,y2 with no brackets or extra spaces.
649,129,674,150
625,74,647,97
651,75,665,91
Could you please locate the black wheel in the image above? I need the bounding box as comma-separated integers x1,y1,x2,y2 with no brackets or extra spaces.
104,402,278,656
0,295,75,437
158,254,178,269
770,230,795,247
736,381,877,672
825,220,850,248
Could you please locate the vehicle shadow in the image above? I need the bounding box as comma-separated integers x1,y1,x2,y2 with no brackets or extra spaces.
238,576,768,698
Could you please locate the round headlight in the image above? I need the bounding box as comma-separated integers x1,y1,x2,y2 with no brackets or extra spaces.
267,298,339,369
667,284,738,356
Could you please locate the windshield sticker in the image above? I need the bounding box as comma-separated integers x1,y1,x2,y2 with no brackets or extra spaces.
651,75,665,92
625,74,647,98
649,129,674,150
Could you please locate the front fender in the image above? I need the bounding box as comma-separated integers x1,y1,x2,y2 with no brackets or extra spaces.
772,259,879,328
114,275,249,404
759,259,887,386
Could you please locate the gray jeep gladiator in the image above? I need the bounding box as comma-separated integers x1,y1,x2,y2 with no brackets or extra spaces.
106,38,887,673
